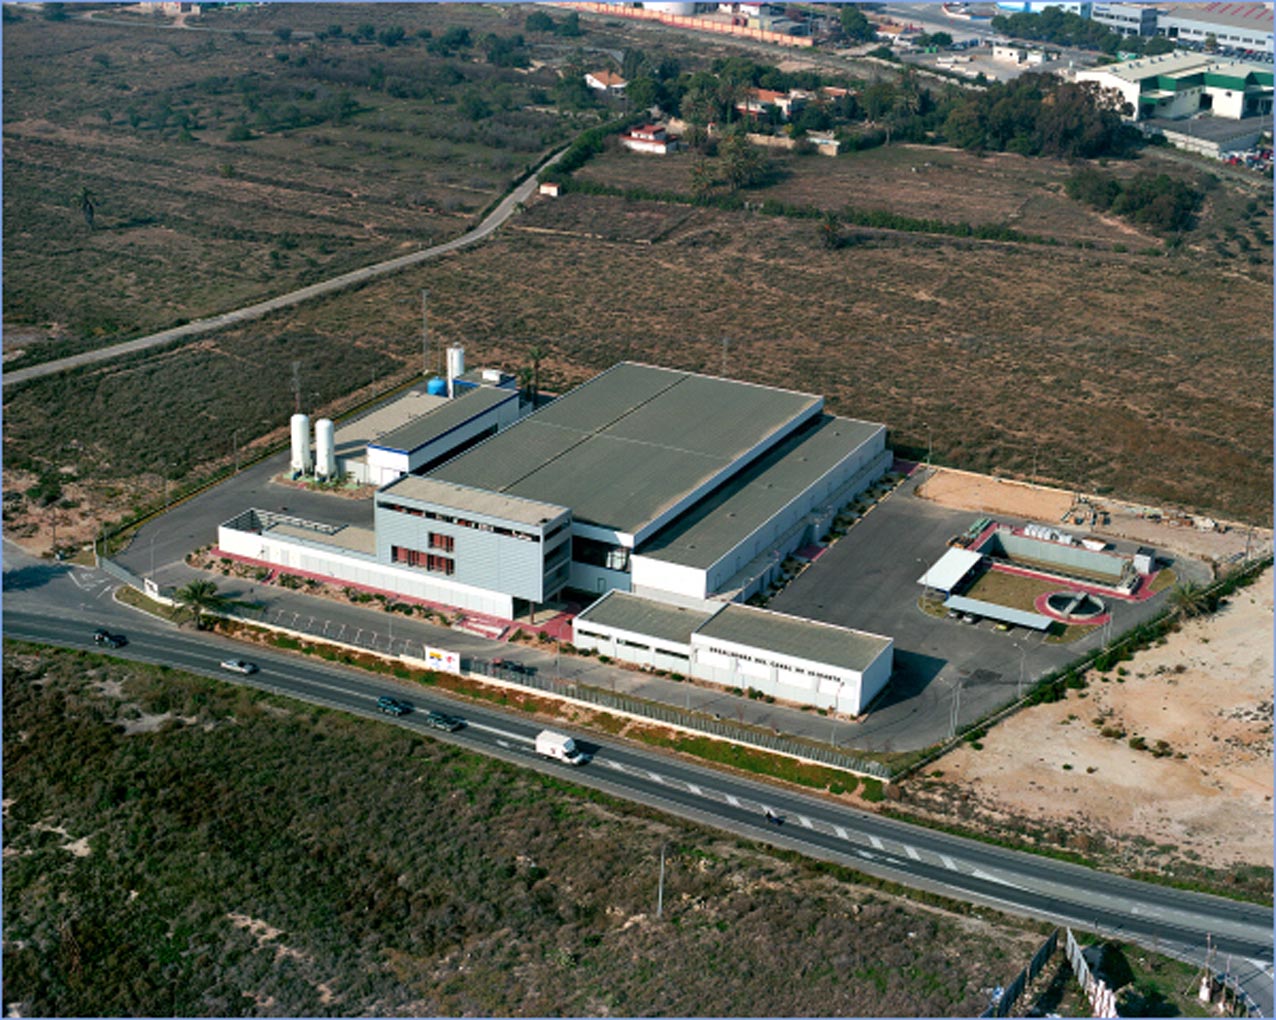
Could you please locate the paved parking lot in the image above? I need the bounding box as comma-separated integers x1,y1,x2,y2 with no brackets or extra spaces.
769,471,1190,750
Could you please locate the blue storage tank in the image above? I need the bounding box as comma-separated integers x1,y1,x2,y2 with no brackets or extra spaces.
426,376,448,396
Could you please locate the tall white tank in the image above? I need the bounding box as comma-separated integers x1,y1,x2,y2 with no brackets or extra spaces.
290,413,313,475
446,345,465,397
314,418,337,480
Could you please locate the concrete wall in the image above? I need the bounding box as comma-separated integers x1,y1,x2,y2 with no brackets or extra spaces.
217,523,515,617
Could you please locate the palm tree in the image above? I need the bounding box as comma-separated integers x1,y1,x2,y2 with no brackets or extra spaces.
527,344,546,404
516,366,534,405
75,187,96,230
174,579,233,630
1169,582,1210,619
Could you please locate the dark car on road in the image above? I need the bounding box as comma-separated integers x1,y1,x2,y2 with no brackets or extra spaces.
423,710,464,732
492,658,536,676
376,695,412,717
93,628,127,649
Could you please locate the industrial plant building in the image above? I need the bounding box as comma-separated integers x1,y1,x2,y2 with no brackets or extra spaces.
217,361,896,711
572,591,894,716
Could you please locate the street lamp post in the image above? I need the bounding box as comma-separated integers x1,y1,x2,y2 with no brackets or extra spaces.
656,841,668,919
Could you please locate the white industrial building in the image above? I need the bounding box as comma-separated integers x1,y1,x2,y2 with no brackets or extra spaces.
573,591,894,716
1076,53,1274,122
217,362,897,711
1156,2,1274,53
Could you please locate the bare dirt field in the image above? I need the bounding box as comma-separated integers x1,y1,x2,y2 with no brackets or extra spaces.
916,466,1273,567
578,142,1167,247
905,568,1274,880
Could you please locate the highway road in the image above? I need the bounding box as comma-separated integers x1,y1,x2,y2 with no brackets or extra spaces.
3,145,567,389
4,552,1272,1013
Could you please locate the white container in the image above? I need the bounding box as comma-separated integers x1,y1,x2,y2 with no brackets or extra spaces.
289,413,312,475
314,418,337,480
446,345,465,397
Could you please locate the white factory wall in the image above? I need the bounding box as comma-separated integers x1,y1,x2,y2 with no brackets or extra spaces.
628,432,889,604
570,605,894,714
690,631,892,715
217,524,515,617
571,621,695,675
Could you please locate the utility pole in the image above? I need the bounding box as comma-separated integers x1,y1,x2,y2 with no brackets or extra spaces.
421,289,429,378
656,842,668,919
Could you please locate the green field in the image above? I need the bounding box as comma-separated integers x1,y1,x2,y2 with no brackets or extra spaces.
4,642,1057,1017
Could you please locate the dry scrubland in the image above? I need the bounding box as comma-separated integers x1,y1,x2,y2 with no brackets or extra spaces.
1,3,574,366
902,569,1274,898
7,175,1269,552
3,644,1049,1017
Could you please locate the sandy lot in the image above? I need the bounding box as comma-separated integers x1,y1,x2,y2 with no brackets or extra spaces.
916,466,1272,567
923,568,1274,870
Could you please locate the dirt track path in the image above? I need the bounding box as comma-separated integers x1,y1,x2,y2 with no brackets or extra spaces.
3,145,567,389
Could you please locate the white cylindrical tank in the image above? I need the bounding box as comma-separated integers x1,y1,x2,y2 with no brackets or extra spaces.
290,413,312,476
645,1,697,13
446,345,465,397
314,418,337,480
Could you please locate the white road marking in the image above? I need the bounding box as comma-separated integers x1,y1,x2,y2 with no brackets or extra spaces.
940,854,958,871
687,783,703,795
496,739,512,749
869,835,884,850
465,721,533,745
971,868,1024,890
834,826,849,840
905,845,921,861
798,815,813,829
725,794,740,807
601,759,624,770
648,771,665,783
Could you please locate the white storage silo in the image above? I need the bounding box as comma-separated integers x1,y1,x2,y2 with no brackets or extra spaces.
290,412,313,476
314,418,337,480
446,345,465,397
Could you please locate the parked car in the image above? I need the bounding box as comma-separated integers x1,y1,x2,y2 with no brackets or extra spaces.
376,695,412,717
423,710,464,732
493,658,536,676
961,613,981,624
93,628,127,648
220,658,258,674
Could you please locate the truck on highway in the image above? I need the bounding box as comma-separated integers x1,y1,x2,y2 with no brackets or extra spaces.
535,729,588,765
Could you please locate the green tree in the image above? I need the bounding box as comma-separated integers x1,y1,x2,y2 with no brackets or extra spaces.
718,132,766,190
354,22,374,42
839,6,875,42
1169,582,1210,618
625,75,662,114
525,10,555,32
75,187,96,231
689,156,715,198
1142,36,1175,55
556,11,582,36
272,26,292,43
1204,32,1218,52
527,344,547,403
819,211,841,250
622,47,651,81
377,26,405,47
174,580,234,630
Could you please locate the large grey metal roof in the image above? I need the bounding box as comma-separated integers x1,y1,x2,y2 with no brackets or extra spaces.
381,476,568,528
430,363,821,535
370,388,516,455
943,596,1052,631
332,387,450,459
637,415,884,569
693,603,892,674
574,591,718,646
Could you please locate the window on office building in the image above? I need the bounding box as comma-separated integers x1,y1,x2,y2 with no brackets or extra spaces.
429,532,455,552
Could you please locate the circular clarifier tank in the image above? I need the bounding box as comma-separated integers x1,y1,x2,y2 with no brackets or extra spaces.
1046,591,1105,621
